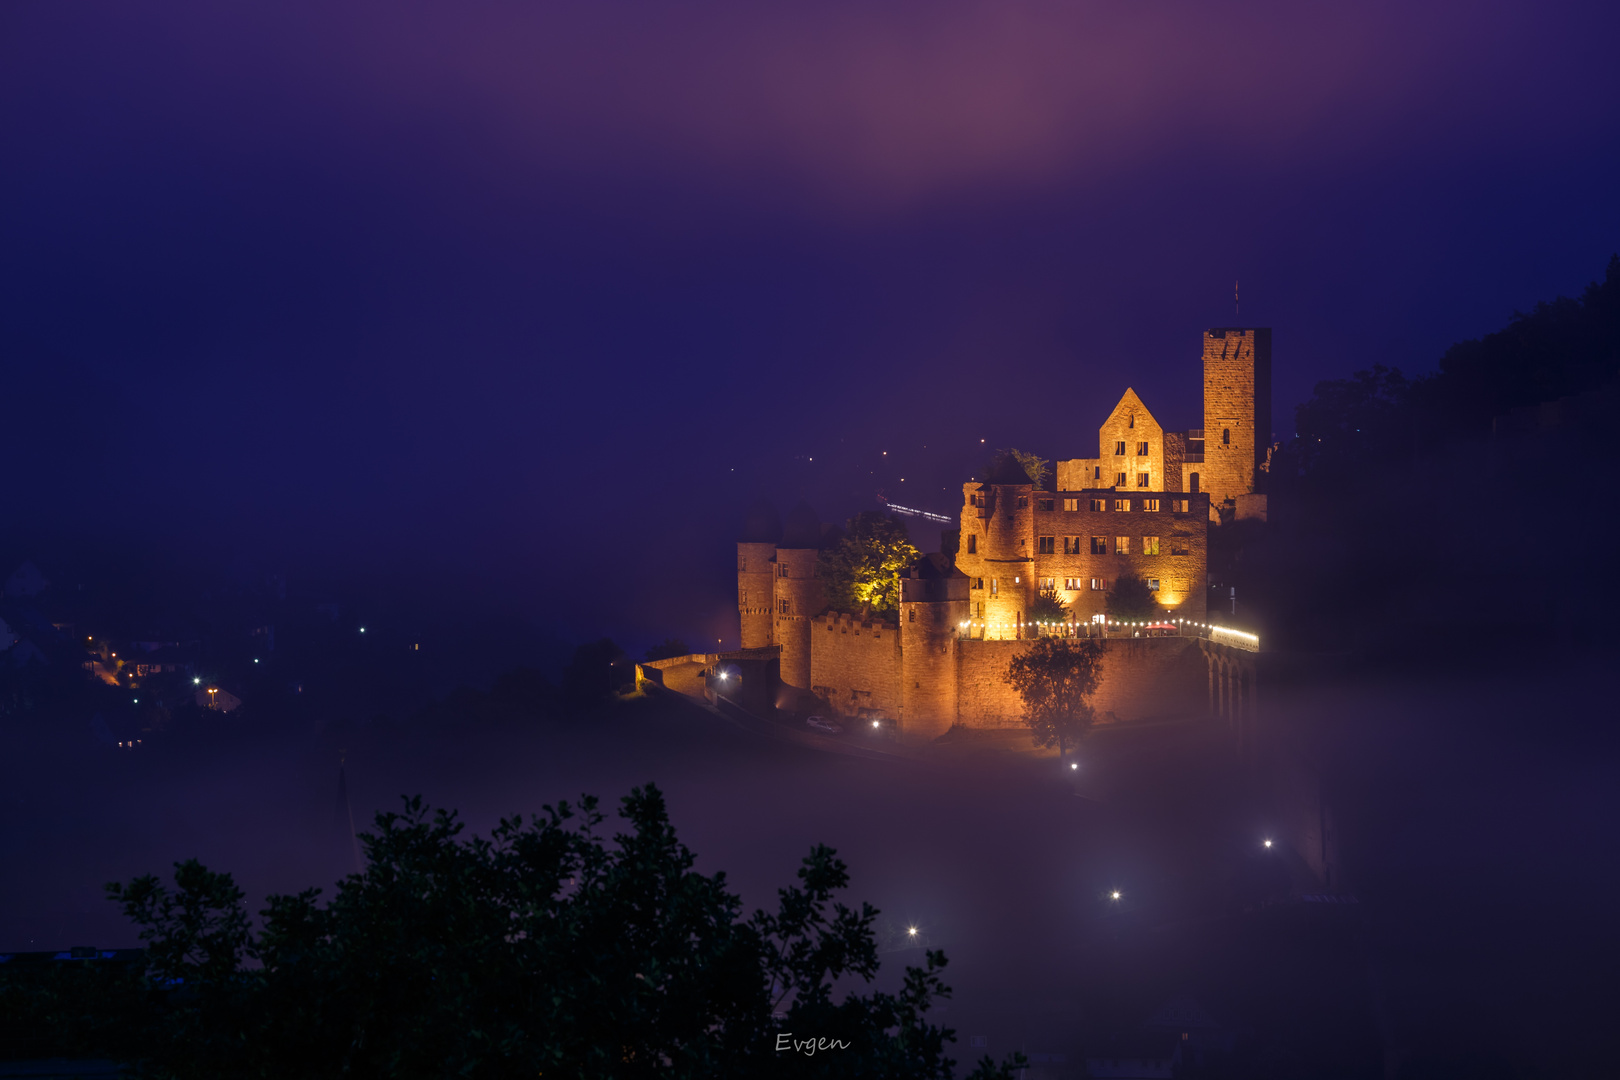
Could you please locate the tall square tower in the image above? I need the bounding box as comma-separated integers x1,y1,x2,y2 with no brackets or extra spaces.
1201,327,1272,510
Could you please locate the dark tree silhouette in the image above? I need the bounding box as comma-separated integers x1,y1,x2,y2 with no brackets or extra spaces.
1005,637,1105,771
1105,574,1159,622
5,787,1025,1079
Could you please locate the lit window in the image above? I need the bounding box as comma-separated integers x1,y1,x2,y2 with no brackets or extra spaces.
1063,498,1078,511
1143,536,1160,555
1037,499,1054,511
1090,536,1109,555
1064,578,1079,591
1114,441,1126,455
1039,577,1055,590
1091,578,1110,591
1148,579,1160,591
1090,498,1106,511
1037,536,1055,554
1113,499,1130,512
991,578,998,596
1142,499,1160,512
1136,441,1149,456
1115,536,1130,555
1137,473,1149,488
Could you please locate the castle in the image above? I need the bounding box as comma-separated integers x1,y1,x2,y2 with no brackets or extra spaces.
734,328,1270,741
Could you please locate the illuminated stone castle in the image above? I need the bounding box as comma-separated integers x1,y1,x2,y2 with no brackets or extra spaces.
734,328,1269,740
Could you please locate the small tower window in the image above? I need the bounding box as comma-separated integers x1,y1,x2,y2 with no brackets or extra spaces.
908,608,915,623
967,534,977,554
779,564,789,578
1222,428,1231,445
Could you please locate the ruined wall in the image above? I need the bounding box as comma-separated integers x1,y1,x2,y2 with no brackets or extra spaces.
954,636,1211,729
1030,493,1210,622
809,612,903,721
1202,327,1272,510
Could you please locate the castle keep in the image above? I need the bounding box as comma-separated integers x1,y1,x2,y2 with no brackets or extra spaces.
734,329,1269,740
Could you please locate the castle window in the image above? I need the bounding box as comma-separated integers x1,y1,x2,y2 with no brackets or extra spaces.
1093,466,1102,480
1017,496,1029,509
1064,536,1081,555
1037,536,1055,554
1136,441,1149,456
1091,578,1110,591
974,578,984,589
1136,473,1150,488
1115,472,1128,487
1037,499,1053,511
1189,473,1200,493
1090,498,1106,511
976,601,984,617
1222,428,1231,445
1064,578,1079,591
1091,536,1109,554
1143,536,1160,555
1113,499,1130,512
1142,499,1161,512
779,599,790,614
909,608,915,623
779,564,789,578
1172,499,1189,513
1039,578,1055,590
990,578,998,596
1148,579,1160,591
1128,415,1135,428
739,588,747,604
1115,536,1130,555
967,534,977,554
1114,441,1126,455
1171,545,1189,556
1063,498,1078,511
738,555,746,571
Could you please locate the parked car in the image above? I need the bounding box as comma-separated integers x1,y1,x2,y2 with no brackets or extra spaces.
805,715,842,734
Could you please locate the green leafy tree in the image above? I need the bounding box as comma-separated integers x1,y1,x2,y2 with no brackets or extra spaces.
1030,583,1068,626
817,512,920,615
1105,573,1159,622
14,786,1023,1079
986,448,1049,487
1005,637,1105,770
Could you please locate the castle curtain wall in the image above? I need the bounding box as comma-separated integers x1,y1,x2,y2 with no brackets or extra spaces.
809,613,903,721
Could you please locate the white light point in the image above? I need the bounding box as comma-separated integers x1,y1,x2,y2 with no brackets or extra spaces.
1110,891,1121,901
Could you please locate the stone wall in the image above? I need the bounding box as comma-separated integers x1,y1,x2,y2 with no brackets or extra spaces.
737,541,777,649
953,636,1209,729
808,612,903,721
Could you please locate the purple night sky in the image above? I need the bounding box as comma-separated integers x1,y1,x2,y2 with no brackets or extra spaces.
4,0,1618,649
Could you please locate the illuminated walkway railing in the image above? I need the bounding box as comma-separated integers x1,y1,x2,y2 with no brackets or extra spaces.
954,617,1259,652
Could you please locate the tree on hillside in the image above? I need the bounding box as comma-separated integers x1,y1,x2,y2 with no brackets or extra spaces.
1005,637,1105,770
1030,583,1068,626
817,512,920,615
643,637,691,662
986,448,1050,487
8,787,1025,1079
1105,574,1159,623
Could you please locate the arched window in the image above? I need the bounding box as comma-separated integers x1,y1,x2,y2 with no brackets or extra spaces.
1189,473,1200,493
1222,428,1231,445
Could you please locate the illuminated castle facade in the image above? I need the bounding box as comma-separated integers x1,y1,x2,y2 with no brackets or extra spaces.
734,328,1270,739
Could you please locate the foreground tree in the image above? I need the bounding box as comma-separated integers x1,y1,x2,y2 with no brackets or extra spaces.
9,787,1022,1079
1006,637,1106,770
817,512,919,615
1105,573,1159,623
